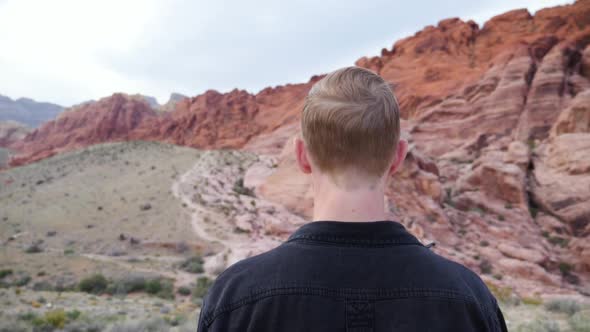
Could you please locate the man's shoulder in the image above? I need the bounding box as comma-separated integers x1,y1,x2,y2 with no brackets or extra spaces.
423,249,498,306
204,242,495,304
199,245,285,322
201,242,499,311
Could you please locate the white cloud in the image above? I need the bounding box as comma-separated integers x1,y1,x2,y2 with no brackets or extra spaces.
0,0,160,104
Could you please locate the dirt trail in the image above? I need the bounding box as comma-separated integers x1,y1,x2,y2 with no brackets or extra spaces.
170,150,304,274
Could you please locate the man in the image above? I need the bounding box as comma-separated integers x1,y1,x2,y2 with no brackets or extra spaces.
197,66,508,331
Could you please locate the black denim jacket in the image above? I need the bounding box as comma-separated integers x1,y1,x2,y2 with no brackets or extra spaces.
197,220,508,331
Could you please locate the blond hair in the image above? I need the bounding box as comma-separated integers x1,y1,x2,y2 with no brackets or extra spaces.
301,66,400,178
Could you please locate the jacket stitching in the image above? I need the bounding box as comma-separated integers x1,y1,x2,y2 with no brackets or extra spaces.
287,234,424,247
202,286,476,328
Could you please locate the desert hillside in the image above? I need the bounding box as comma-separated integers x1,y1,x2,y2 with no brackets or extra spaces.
1,1,590,331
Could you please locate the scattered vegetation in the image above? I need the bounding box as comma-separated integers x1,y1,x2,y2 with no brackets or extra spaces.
178,256,204,274
12,309,105,332
108,317,168,332
548,236,569,248
0,272,33,288
486,282,513,303
527,139,536,151
24,242,43,254
516,317,559,332
145,278,174,300
529,206,538,219
66,310,81,321
522,296,543,306
78,274,108,294
106,275,151,295
77,273,175,299
479,259,493,274
44,309,67,329
545,298,581,316
192,276,213,300
569,311,590,332
0,269,13,279
177,286,191,296
558,262,573,276
163,314,187,327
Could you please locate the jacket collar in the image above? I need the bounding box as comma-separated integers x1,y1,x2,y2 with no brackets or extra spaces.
287,220,423,247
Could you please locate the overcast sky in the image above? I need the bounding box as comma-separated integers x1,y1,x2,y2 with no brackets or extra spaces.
0,0,573,106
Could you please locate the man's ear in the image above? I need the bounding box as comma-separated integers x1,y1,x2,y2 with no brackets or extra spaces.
295,137,312,174
387,139,408,176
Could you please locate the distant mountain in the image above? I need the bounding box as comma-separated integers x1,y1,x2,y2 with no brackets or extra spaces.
168,92,187,103
159,92,188,112
136,94,160,108
9,93,158,165
0,94,64,127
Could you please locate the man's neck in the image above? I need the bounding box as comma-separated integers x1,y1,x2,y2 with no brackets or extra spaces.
312,176,388,222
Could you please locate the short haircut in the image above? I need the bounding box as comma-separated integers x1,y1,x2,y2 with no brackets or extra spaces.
301,66,400,178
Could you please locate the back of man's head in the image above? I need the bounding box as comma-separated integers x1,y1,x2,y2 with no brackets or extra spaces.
301,66,401,181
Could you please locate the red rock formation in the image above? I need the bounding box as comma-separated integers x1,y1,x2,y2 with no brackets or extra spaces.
9,94,157,166
0,121,30,147
253,0,590,296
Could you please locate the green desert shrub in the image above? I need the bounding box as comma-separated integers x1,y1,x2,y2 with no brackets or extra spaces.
569,311,590,332
545,298,581,315
78,274,108,294
25,243,43,254
516,317,560,332
14,274,31,287
63,320,104,332
17,311,39,322
521,296,543,306
548,236,569,248
193,276,213,299
558,262,573,275
179,256,204,274
44,309,67,328
485,282,513,303
177,286,191,296
33,281,55,291
479,259,493,274
107,275,147,295
66,310,81,321
145,278,174,300
108,317,168,332
0,269,13,279
0,318,28,332
164,314,187,327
